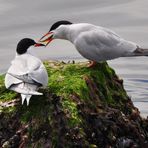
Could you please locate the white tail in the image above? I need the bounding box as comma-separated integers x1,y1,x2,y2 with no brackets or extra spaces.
10,82,43,106
21,94,32,106
10,83,43,95
21,94,26,105
26,95,32,106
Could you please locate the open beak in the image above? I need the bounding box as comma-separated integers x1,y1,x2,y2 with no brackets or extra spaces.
34,43,45,47
39,32,53,47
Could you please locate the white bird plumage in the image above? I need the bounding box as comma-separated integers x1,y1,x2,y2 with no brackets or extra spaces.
5,38,48,106
39,21,148,66
53,23,138,61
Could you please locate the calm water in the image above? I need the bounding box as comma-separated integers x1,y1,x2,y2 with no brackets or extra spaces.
0,0,148,117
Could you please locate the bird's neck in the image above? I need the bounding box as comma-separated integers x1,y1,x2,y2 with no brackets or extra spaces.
54,26,74,43
16,50,32,57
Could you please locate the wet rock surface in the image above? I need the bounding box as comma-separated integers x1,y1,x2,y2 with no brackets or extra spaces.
0,61,148,148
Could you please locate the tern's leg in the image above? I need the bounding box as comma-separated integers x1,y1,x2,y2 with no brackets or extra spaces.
87,61,97,68
21,94,26,105
26,95,32,106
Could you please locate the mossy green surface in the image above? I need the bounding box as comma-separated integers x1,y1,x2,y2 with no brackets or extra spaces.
0,61,147,148
46,61,125,102
0,75,17,102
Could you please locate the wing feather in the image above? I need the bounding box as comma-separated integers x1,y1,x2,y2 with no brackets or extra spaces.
74,26,137,61
5,54,48,89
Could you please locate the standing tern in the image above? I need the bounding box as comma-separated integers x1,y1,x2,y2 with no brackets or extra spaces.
39,20,148,67
5,38,48,106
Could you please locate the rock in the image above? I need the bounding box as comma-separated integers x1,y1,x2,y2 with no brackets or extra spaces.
2,141,10,148
0,61,148,147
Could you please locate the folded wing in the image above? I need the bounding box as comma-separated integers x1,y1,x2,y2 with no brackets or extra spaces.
5,54,48,95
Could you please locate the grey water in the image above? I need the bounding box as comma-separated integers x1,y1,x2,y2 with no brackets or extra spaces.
0,0,148,117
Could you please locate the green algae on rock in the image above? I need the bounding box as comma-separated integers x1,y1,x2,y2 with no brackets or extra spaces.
0,61,148,148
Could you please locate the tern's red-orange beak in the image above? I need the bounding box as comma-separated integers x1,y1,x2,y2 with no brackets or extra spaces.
39,32,53,47
34,43,45,47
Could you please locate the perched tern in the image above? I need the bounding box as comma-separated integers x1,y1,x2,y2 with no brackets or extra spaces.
39,20,148,67
5,38,48,106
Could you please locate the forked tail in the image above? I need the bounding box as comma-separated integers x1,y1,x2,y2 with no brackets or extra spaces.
133,47,148,56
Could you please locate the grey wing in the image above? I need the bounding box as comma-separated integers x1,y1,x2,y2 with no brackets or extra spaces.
29,63,48,86
75,28,121,51
8,62,48,86
74,27,138,61
10,82,43,95
95,27,137,52
6,73,36,84
5,73,22,89
6,55,48,87
26,56,48,86
5,73,43,95
78,28,137,55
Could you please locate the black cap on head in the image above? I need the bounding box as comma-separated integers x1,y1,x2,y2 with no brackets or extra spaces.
50,20,72,31
16,38,36,54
